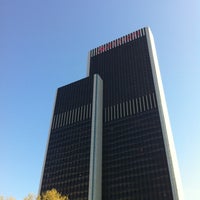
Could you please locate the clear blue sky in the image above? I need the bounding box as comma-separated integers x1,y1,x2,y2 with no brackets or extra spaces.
0,0,199,199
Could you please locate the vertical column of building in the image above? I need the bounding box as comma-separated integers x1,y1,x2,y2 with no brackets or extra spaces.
88,74,103,200
145,27,184,200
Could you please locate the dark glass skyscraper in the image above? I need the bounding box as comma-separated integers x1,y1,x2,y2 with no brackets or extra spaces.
40,75,103,200
40,27,183,200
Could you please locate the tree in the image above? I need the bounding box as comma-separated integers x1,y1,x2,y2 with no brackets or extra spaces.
39,189,68,200
24,194,36,200
0,197,16,200
1,189,67,200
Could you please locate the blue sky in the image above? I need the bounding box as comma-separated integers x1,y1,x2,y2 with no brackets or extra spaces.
0,0,199,199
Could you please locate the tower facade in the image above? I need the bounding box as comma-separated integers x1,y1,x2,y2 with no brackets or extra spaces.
40,27,183,200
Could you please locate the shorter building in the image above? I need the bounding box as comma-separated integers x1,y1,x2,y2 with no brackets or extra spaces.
40,74,103,200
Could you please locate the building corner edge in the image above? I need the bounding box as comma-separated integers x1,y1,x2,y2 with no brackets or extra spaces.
145,27,184,200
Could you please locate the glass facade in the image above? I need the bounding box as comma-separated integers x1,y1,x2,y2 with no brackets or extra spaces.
40,27,182,200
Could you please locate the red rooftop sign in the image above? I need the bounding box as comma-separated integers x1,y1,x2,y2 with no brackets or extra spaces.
90,28,146,57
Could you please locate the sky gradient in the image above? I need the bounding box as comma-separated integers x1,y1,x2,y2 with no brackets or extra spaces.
0,0,200,199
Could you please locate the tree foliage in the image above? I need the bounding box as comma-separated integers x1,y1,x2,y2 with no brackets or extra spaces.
0,197,16,200
1,189,68,200
39,189,68,200
24,189,68,200
24,194,36,200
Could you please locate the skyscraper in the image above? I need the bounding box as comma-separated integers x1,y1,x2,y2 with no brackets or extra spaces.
40,27,183,200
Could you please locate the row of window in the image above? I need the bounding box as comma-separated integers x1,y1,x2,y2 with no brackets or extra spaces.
51,104,92,129
103,131,162,152
51,92,157,130
43,174,88,186
103,187,172,200
104,92,157,122
44,159,89,172
103,156,166,174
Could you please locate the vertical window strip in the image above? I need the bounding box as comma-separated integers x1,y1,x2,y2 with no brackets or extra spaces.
132,99,135,114
57,114,60,128
135,98,139,113
62,112,66,126
145,95,149,110
113,105,116,120
152,93,157,108
74,108,77,123
56,114,59,128
62,112,65,126
139,97,142,112
71,109,74,124
82,105,85,121
149,94,153,109
59,113,63,127
126,101,129,116
62,112,65,127
129,100,132,115
77,107,80,122
142,96,146,111
119,103,122,118
116,104,119,119
123,102,126,117
68,110,72,124
66,111,69,125
55,114,58,128
80,106,83,121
